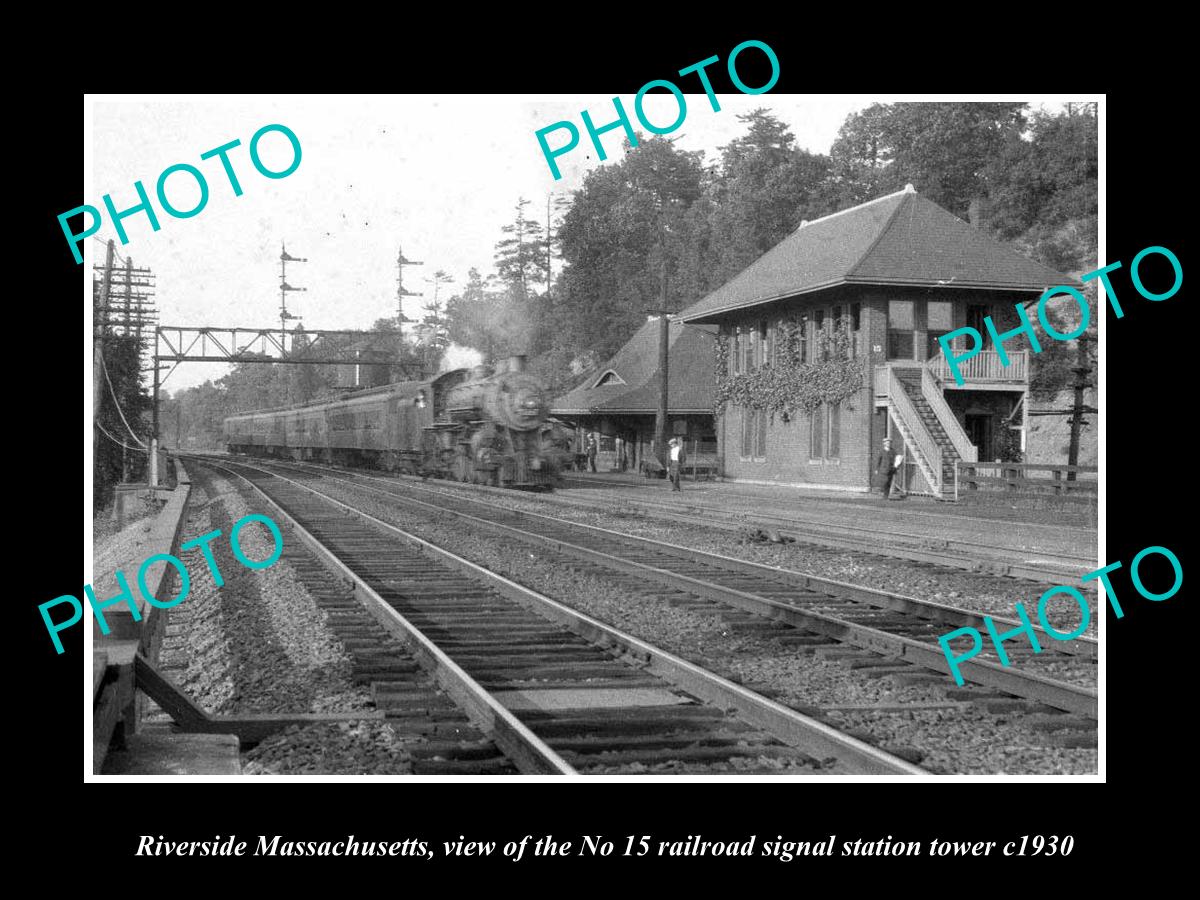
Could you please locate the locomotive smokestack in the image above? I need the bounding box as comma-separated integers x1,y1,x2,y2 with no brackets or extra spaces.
508,354,527,373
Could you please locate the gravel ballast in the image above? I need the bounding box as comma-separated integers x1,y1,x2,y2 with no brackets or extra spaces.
241,722,414,776
153,469,422,774
403,479,1099,638
162,474,371,714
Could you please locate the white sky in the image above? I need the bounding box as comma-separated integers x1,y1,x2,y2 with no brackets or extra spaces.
86,94,1070,391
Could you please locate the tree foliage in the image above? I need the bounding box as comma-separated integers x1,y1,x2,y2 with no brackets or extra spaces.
705,111,837,286
552,113,837,362
985,103,1098,272
553,135,707,360
493,198,546,301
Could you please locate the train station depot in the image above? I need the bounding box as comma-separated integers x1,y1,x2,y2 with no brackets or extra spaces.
551,315,719,476
673,185,1077,496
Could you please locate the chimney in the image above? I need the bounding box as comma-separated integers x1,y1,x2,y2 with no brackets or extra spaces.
968,197,991,228
508,354,527,373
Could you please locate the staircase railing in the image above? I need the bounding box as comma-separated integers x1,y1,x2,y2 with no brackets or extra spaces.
920,367,977,463
887,367,943,495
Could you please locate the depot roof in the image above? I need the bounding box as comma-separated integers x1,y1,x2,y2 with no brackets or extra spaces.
551,317,717,416
679,186,1078,324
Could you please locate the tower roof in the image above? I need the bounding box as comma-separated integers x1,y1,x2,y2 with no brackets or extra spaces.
680,186,1078,324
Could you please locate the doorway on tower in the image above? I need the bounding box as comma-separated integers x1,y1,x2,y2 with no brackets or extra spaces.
965,413,995,462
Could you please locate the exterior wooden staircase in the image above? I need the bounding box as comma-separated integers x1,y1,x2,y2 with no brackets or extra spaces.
883,366,978,500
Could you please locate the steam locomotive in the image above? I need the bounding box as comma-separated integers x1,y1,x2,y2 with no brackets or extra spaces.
224,355,558,489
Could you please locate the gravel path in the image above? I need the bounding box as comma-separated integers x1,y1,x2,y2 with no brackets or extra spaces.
311,478,1096,775
92,510,160,597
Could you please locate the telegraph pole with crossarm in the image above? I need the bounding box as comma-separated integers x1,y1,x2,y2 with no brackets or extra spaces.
279,243,307,351
396,245,424,338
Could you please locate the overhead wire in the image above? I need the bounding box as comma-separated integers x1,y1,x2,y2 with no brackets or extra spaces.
93,237,157,456
90,234,127,265
99,352,149,447
94,420,149,453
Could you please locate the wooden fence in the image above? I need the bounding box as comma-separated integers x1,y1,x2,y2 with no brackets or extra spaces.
957,461,1098,497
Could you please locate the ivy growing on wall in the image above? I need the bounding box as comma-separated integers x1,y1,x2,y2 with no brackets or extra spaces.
714,315,865,421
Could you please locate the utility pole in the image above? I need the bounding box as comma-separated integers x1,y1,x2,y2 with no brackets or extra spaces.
93,243,161,486
396,245,424,338
655,309,670,469
123,257,133,337
1066,332,1092,481
151,328,160,488
279,242,307,352
98,255,156,355
654,210,673,469
653,224,671,469
94,240,115,418
93,242,130,494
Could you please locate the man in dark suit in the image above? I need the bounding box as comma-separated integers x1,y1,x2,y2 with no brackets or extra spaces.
876,437,904,500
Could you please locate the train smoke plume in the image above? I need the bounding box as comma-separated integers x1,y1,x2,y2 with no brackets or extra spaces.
440,343,485,372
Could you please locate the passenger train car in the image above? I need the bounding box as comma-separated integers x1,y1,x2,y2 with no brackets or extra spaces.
224,355,558,489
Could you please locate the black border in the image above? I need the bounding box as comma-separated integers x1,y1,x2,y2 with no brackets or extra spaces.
21,25,1189,880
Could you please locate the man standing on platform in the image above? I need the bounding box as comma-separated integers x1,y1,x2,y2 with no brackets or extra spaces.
876,437,905,500
668,437,685,491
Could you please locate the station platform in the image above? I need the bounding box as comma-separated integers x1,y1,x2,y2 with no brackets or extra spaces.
556,472,1097,566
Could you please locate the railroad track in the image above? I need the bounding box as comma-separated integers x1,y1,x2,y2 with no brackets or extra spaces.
557,474,1095,585
192,456,927,776
187,464,522,775
258,458,1096,722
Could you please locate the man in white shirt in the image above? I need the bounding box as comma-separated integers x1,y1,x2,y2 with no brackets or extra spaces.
668,437,685,491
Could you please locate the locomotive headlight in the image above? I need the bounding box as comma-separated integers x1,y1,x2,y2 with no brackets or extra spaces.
514,390,542,414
